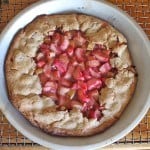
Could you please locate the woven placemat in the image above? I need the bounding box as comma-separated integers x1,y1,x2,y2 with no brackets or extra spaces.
0,0,150,147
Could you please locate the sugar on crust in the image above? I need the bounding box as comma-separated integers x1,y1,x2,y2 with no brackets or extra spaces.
5,14,137,136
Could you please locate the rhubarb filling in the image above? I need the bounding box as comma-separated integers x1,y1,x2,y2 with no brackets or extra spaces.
34,29,115,120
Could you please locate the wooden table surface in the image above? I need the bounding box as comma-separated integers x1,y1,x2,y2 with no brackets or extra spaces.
0,0,150,149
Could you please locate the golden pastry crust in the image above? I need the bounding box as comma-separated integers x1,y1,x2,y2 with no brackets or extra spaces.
5,14,137,136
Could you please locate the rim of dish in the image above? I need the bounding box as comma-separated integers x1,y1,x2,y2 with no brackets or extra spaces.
0,0,150,149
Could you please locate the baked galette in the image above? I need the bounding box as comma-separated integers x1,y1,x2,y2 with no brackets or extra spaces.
5,14,137,136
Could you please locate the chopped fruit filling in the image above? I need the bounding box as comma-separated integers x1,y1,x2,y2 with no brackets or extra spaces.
35,30,113,120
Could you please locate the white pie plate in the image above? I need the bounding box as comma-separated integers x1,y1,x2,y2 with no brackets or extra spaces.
0,0,150,150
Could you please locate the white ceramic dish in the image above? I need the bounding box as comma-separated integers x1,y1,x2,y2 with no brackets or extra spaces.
0,0,150,150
